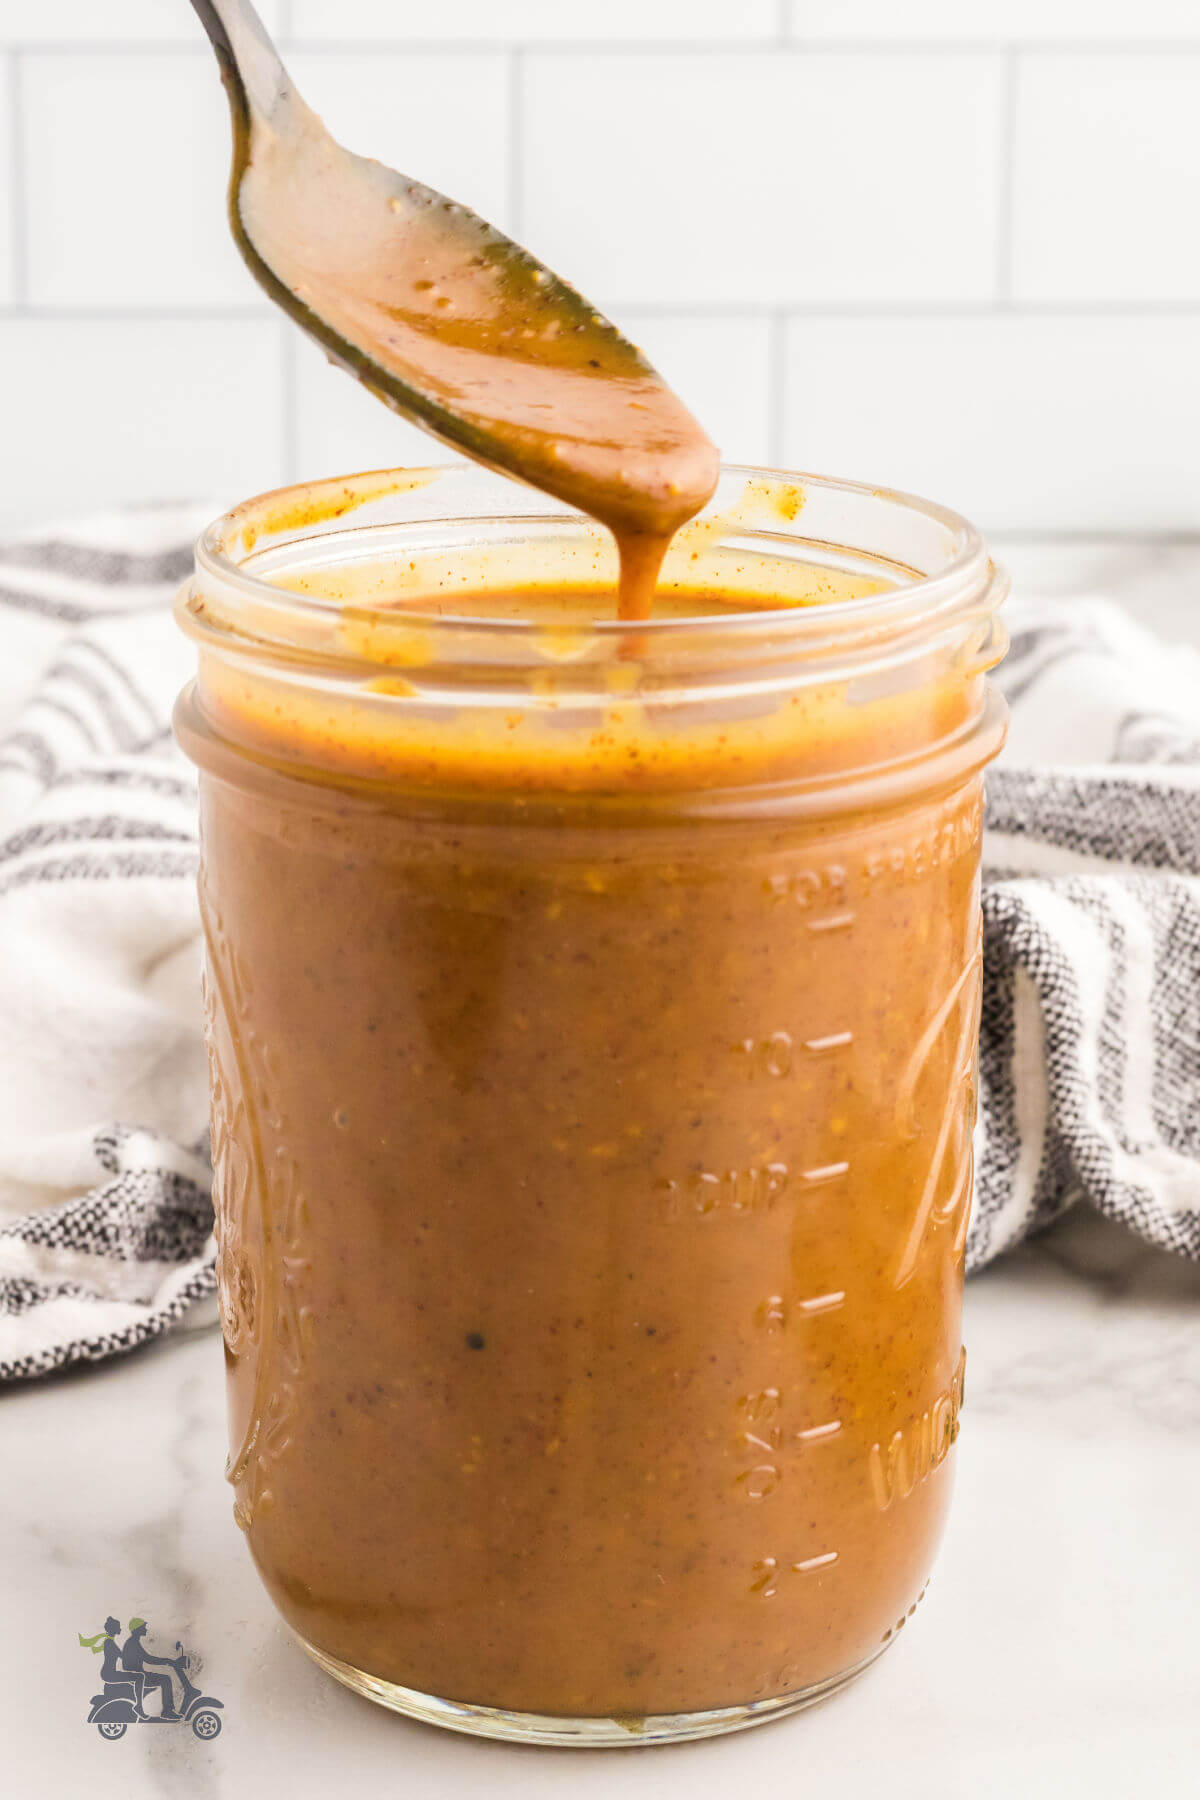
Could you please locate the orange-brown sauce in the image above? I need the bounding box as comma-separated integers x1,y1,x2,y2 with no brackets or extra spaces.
182,565,983,1717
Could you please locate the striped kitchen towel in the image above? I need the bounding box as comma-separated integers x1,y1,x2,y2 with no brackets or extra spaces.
0,511,1197,1382
0,506,218,1383
974,601,1200,1266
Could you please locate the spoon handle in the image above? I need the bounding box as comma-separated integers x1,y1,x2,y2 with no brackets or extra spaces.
189,0,291,125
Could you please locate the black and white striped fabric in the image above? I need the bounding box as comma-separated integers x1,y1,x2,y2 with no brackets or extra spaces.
974,599,1200,1266
0,506,217,1382
1,515,1197,1382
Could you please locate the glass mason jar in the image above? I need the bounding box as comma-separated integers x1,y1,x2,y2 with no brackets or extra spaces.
175,464,1007,1746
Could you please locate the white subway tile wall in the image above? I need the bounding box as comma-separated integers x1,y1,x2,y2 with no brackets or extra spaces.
0,70,12,305
786,1,1200,42
22,53,258,309
0,2,285,45
1,3,1198,534
290,1,780,41
0,318,285,526
1012,55,1200,302
781,315,1200,533
521,53,1003,306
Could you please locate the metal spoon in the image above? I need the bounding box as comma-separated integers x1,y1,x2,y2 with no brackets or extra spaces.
188,0,719,612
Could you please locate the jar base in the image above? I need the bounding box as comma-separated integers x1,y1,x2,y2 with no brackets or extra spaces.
291,1631,892,1746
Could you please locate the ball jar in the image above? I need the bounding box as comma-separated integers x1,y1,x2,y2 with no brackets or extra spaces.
174,465,1007,1745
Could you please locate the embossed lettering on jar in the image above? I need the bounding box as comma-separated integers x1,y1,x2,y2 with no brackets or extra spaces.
175,465,1007,1746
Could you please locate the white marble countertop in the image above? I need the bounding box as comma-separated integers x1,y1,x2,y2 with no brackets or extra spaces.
5,1210,1197,1800
3,540,1199,1799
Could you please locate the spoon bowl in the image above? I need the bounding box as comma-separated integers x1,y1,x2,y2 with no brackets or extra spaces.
189,0,718,584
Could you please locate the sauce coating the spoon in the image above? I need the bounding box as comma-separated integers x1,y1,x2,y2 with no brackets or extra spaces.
209,25,718,616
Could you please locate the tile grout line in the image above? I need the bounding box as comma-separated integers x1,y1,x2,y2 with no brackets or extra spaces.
6,300,1200,322
605,301,1200,320
994,46,1019,309
7,50,27,308
507,46,523,240
9,39,1200,55
767,309,788,466
0,305,275,320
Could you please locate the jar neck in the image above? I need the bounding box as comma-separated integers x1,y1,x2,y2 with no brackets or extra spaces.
177,465,1009,804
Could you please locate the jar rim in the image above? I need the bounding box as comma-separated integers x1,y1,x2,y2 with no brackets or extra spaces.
189,462,1000,659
